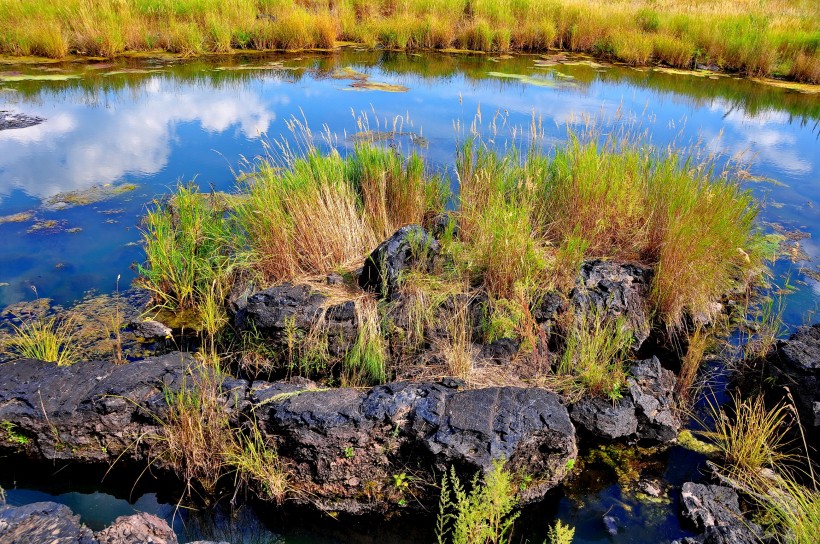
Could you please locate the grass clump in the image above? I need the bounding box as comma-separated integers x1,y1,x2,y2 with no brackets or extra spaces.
699,394,795,478
235,142,446,284
136,185,239,313
557,312,632,401
8,315,75,366
344,297,387,386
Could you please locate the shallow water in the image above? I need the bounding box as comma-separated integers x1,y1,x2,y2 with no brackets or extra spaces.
1,50,818,543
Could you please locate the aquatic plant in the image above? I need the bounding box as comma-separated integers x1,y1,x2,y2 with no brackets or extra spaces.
698,394,795,479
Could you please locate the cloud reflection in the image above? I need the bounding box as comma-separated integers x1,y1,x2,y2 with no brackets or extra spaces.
0,76,278,201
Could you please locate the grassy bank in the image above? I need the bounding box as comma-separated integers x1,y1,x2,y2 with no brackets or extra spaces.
0,0,818,82
130,121,767,396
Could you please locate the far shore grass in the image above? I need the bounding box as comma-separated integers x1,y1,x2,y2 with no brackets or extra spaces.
0,0,818,82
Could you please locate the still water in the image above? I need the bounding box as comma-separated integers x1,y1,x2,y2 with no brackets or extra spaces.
1,50,818,542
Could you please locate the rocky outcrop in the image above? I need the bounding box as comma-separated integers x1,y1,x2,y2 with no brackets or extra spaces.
0,501,96,543
0,355,576,514
0,111,45,131
0,352,246,465
128,320,172,342
235,283,359,361
571,260,652,349
570,357,681,444
359,225,439,298
261,380,577,510
674,482,763,544
766,323,820,438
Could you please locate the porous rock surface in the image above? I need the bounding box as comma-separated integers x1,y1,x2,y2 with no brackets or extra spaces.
0,501,96,543
93,512,178,544
570,357,681,443
235,282,358,360
358,224,439,298
766,323,820,438
571,260,652,349
673,482,763,544
0,355,577,513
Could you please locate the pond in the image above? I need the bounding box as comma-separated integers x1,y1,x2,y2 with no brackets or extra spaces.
0,50,818,543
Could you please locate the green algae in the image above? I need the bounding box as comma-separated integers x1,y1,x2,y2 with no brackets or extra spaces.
44,183,138,210
0,73,79,82
678,429,720,455
0,211,34,224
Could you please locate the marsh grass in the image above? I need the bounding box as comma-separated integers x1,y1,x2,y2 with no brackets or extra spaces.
1,0,817,82
675,324,711,405
235,142,446,284
8,315,75,366
343,296,387,386
699,394,795,479
557,312,632,401
137,184,239,313
224,419,289,504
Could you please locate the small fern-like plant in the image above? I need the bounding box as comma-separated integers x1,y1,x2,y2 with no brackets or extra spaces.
546,520,575,544
436,459,519,544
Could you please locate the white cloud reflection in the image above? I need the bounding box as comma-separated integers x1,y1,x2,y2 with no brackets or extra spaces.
0,76,278,200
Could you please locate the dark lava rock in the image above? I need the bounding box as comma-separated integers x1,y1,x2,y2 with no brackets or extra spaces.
571,260,652,349
479,337,520,364
675,482,764,544
94,512,178,544
428,212,458,239
0,111,45,131
235,283,358,359
128,319,172,341
680,483,742,531
570,357,680,443
358,225,439,298
262,381,577,510
0,501,95,543
0,352,247,465
766,323,820,438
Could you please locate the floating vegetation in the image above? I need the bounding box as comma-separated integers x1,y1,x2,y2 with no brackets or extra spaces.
749,78,820,94
332,66,408,92
102,69,163,76
487,72,558,88
0,73,79,82
213,62,300,72
651,67,726,78
0,211,34,224
44,183,138,210
26,219,67,234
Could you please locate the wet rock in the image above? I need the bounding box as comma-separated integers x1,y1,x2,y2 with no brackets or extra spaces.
263,381,577,510
428,212,458,239
128,319,172,341
570,260,652,349
94,512,178,544
766,323,820,438
676,482,763,544
0,501,95,543
627,356,681,443
479,337,520,364
570,396,638,439
0,111,44,131
0,352,247,465
359,225,439,298
570,357,680,443
235,283,359,360
680,483,742,531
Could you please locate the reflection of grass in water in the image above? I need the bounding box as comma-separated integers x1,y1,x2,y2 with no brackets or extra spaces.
3,50,819,120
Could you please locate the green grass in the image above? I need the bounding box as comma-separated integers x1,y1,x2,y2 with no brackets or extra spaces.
136,184,240,313
0,0,817,82
7,315,75,366
557,312,633,401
